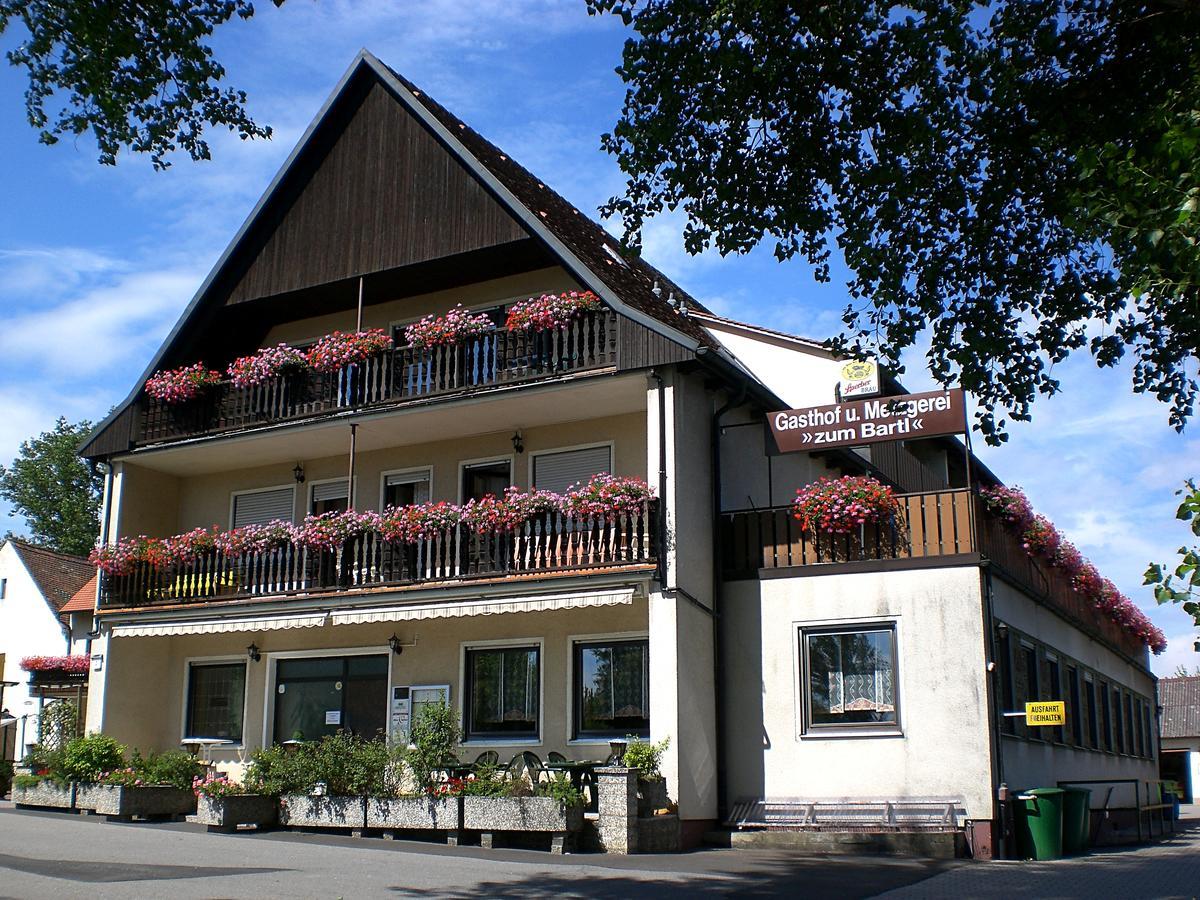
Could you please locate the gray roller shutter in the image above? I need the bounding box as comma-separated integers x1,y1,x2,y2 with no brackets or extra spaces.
312,479,349,503
232,487,295,528
532,446,612,494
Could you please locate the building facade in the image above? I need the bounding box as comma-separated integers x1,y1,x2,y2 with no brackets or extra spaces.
1159,675,1200,803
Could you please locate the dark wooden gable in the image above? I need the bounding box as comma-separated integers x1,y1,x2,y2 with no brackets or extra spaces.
226,80,529,305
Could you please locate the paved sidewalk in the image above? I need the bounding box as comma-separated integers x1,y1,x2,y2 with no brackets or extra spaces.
879,814,1200,899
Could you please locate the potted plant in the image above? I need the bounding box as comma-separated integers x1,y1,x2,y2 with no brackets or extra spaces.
71,741,199,819
303,329,394,373
461,773,585,853
226,343,309,389
404,305,493,350
623,736,671,818
367,702,462,832
193,771,279,831
274,733,388,830
792,475,901,535
144,363,223,404
504,291,601,333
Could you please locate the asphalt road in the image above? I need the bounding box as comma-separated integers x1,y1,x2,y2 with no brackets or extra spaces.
0,803,954,899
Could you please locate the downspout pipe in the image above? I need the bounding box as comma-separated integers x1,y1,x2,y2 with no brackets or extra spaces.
649,371,668,586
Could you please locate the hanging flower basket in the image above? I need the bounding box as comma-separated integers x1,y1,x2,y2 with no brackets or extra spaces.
505,291,601,332
792,475,900,535
304,329,394,373
227,343,309,388
404,304,493,350
145,363,223,404
979,485,1034,530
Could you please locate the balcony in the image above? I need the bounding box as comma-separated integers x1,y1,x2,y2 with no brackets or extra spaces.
99,502,657,610
138,310,618,447
719,489,1145,660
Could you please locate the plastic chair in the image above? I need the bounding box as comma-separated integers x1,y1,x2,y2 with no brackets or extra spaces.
474,750,499,767
547,751,568,764
506,752,527,780
522,750,547,783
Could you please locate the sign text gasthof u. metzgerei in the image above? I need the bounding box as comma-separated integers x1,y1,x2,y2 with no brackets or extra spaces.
769,388,966,453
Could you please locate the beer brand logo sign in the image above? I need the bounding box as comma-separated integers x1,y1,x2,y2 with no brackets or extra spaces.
839,359,880,399
770,388,967,453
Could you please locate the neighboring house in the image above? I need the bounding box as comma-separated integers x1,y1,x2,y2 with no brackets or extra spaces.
0,540,94,762
77,51,1159,852
1159,675,1200,802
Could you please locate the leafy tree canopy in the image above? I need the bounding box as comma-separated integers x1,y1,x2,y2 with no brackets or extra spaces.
1146,480,1200,634
587,0,1200,443
0,0,285,169
0,417,103,557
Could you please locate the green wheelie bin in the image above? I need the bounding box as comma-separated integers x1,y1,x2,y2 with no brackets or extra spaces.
1061,787,1092,854
1014,788,1066,860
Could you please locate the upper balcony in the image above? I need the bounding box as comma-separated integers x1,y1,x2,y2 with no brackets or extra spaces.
136,310,619,449
719,488,1146,661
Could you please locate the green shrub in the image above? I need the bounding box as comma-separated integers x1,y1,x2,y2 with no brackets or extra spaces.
537,772,583,807
246,734,393,797
408,700,461,791
128,749,206,790
22,743,63,779
13,773,45,789
623,736,669,780
58,734,126,783
456,764,511,797
245,743,301,796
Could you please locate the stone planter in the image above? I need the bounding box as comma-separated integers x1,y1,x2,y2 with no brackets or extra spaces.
463,796,584,833
279,793,366,829
196,794,278,830
13,779,75,809
367,796,461,831
637,777,669,818
74,783,196,818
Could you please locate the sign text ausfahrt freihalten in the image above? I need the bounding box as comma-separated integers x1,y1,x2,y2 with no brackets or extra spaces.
770,388,966,453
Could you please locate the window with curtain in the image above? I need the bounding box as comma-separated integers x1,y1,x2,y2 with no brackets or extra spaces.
464,645,539,739
803,626,898,730
185,662,247,741
232,486,294,528
532,445,612,494
574,639,649,738
383,470,431,508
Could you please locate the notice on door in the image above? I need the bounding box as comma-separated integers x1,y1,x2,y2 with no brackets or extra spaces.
325,710,342,726
1025,701,1065,726
769,388,966,453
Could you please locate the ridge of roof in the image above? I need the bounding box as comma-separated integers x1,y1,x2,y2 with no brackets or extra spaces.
688,308,831,351
7,539,94,614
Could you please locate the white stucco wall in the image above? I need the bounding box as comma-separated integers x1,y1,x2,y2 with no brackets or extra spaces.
0,543,71,759
701,324,841,410
722,565,995,820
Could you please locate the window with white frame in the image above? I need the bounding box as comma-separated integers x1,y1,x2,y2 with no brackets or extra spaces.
310,479,349,515
185,662,247,741
573,638,649,738
382,469,431,508
231,486,294,528
532,445,612,494
464,645,540,739
801,625,898,731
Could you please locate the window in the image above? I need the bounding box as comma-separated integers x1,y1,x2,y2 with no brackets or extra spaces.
1021,645,1039,739
231,486,294,528
573,639,649,739
1135,697,1145,758
1067,667,1083,746
997,627,1015,735
0,577,6,599
185,662,247,742
1085,677,1099,749
1125,693,1136,756
310,479,349,515
1142,702,1154,759
461,460,511,502
532,446,612,495
1113,689,1125,754
1047,657,1063,744
802,625,898,731
382,469,431,508
1100,683,1113,752
465,645,540,739
273,654,388,742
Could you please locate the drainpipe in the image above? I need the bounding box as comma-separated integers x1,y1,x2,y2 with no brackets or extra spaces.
981,563,1007,857
649,371,668,586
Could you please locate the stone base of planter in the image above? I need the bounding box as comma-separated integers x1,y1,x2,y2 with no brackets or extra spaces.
637,814,681,853
279,794,366,830
196,794,278,831
367,796,460,831
637,778,669,819
13,780,75,810
74,784,196,819
463,796,583,854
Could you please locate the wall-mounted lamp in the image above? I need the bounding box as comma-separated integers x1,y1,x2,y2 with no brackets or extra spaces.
511,431,524,454
247,642,261,662
609,739,628,765
388,634,404,656
293,463,306,484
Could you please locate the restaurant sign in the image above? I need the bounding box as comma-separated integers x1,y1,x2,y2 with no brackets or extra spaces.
839,359,880,399
770,388,966,453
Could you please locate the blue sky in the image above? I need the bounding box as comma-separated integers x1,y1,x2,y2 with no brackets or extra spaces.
0,1,1195,674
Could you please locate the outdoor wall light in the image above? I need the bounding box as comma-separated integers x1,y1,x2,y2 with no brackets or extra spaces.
293,463,306,484
609,739,628,764
511,431,524,454
247,642,261,662
388,634,404,655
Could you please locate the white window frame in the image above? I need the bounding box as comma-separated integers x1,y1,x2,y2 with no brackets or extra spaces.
379,466,434,511
794,615,903,741
260,645,393,748
180,655,252,748
228,483,296,529
457,455,515,504
527,441,615,493
565,629,649,746
459,636,544,746
307,476,358,514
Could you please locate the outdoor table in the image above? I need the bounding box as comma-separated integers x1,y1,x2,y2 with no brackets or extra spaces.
180,738,233,772
442,762,476,780
544,760,603,812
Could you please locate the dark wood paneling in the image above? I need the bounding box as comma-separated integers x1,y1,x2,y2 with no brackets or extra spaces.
79,405,137,459
616,316,694,370
226,81,528,305
870,440,950,493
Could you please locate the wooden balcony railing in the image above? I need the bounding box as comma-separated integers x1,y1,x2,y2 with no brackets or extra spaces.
139,310,619,445
720,488,1147,660
99,502,656,609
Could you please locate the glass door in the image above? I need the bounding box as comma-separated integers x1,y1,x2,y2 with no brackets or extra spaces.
273,654,388,743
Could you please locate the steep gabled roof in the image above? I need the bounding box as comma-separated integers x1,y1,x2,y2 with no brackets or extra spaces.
7,540,93,616
1160,675,1200,739
82,50,720,459
60,574,99,615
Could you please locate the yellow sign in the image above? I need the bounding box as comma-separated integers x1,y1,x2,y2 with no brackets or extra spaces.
839,359,880,399
1026,701,1066,726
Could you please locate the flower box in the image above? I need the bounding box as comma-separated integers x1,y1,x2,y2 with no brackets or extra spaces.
366,796,461,830
637,777,669,819
74,783,196,818
196,794,278,829
278,793,367,829
13,780,75,809
462,796,584,834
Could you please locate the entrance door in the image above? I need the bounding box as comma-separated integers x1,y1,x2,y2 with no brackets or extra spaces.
273,654,388,743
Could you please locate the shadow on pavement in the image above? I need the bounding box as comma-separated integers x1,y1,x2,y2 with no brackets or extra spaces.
0,852,288,884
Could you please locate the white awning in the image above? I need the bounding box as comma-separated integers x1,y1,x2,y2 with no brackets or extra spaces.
329,587,636,626
110,611,329,638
